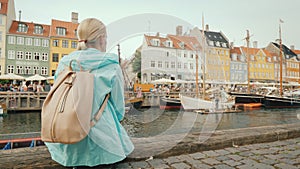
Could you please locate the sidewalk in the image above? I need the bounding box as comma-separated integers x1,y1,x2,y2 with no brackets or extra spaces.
1,123,300,168
110,137,300,169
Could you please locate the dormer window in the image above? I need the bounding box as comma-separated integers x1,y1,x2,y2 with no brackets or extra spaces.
222,43,227,48
165,40,173,48
34,24,43,34
17,23,28,32
151,39,160,46
74,29,77,37
267,57,271,62
273,56,277,61
250,55,254,61
56,27,66,36
208,40,214,46
215,41,220,47
231,53,237,61
178,42,185,49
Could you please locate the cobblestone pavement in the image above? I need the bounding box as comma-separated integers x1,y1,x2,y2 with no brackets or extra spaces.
92,137,300,169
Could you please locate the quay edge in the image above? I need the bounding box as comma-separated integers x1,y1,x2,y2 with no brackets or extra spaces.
0,123,300,168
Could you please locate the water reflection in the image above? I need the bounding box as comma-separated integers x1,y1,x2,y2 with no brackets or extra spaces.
0,108,300,138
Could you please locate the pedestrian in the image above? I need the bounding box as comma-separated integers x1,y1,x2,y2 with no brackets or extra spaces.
44,18,134,167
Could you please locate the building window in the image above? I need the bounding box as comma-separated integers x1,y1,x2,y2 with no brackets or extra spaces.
165,62,169,68
190,63,193,69
56,27,66,36
41,67,48,75
171,62,175,69
24,66,31,74
158,61,162,68
25,52,32,60
17,23,28,32
25,38,32,45
8,50,15,59
0,15,2,25
52,53,59,62
33,66,39,74
34,38,41,46
53,39,59,47
34,52,40,61
177,62,182,69
34,24,43,34
184,63,188,69
42,53,48,61
8,36,15,44
151,61,155,67
16,51,24,60
0,31,2,42
7,65,14,73
16,66,24,74
62,40,68,48
71,41,77,48
42,39,49,47
17,37,24,45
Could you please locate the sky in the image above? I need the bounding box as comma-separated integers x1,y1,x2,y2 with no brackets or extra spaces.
14,0,300,59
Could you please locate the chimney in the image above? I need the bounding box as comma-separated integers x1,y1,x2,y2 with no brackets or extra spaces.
18,10,21,22
290,45,295,50
205,24,209,31
156,32,160,37
71,12,78,23
176,25,182,36
253,41,258,48
230,42,234,49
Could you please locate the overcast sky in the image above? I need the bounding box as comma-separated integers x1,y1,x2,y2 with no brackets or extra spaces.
14,0,300,59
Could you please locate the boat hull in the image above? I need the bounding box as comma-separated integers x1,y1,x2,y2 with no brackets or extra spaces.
229,92,264,104
180,95,235,110
264,96,300,108
159,97,182,110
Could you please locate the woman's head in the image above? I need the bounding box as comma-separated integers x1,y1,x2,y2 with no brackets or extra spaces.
77,18,107,51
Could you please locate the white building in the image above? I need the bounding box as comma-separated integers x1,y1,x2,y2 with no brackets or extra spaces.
141,32,203,83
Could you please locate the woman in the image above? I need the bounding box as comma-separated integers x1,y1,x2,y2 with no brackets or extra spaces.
45,18,134,167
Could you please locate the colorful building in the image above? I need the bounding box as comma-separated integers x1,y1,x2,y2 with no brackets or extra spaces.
230,47,247,83
6,20,50,76
49,12,79,76
240,47,274,82
141,31,202,83
190,25,231,82
0,0,15,75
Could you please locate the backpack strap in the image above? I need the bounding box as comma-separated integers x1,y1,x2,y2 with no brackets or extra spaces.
90,93,110,127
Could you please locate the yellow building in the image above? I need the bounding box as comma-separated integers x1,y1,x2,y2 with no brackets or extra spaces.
190,25,231,82
241,47,274,82
49,13,79,76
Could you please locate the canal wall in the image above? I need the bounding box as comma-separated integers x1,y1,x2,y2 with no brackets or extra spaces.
1,122,300,168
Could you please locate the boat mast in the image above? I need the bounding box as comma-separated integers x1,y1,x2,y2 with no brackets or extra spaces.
246,30,250,94
279,22,283,96
201,14,206,99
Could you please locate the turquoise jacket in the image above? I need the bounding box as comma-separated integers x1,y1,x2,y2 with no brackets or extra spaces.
45,48,134,167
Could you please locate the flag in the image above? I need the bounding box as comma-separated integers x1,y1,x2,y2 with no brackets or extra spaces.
279,19,284,23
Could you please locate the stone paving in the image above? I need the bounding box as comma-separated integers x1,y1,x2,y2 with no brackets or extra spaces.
99,137,300,169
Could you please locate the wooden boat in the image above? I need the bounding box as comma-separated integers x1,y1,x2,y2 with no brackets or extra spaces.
263,23,300,109
159,96,182,110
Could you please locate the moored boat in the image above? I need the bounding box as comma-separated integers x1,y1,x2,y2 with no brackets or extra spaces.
159,96,182,110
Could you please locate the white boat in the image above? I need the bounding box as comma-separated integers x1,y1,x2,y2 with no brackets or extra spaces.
180,93,235,111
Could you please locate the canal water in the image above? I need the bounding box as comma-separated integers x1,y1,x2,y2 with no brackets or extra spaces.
1,108,300,139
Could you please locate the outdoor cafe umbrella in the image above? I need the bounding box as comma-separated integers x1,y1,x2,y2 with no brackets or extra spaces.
151,78,176,84
25,74,46,81
0,73,25,80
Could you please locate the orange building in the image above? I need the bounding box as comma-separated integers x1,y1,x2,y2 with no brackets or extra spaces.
49,12,79,76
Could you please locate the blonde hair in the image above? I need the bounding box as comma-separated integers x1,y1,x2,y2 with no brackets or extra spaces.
77,18,106,50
